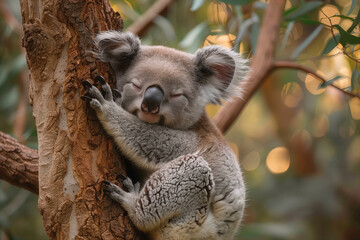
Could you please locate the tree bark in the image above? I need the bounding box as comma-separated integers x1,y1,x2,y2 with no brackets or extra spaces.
19,0,139,239
0,132,38,194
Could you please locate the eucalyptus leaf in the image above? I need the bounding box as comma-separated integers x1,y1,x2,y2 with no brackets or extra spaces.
218,0,252,6
319,75,343,88
347,0,359,15
333,25,360,46
321,34,340,55
291,25,323,59
190,0,205,11
351,68,360,91
284,1,323,21
281,21,295,50
179,22,209,53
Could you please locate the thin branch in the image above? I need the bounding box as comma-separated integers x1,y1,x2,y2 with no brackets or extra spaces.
0,131,39,195
127,0,175,37
213,0,286,133
273,61,360,99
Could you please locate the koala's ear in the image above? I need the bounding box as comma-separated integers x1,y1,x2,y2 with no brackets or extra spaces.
194,46,249,104
95,31,140,65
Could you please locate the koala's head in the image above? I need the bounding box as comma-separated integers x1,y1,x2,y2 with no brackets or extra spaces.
95,31,249,130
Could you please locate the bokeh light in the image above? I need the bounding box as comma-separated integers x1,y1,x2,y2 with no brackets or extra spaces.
281,82,304,108
242,151,261,171
318,4,340,26
266,147,291,174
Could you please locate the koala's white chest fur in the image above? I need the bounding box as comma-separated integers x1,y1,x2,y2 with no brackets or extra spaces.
86,31,249,239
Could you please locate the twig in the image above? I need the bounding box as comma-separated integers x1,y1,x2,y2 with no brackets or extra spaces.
273,61,360,99
127,0,176,37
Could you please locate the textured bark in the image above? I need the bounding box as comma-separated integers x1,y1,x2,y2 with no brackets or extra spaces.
0,132,38,194
19,0,139,239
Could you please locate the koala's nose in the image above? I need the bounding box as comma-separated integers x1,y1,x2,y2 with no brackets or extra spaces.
141,85,164,114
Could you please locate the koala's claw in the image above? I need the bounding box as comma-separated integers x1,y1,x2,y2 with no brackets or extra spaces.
81,80,93,89
94,75,106,85
101,180,123,194
112,89,122,99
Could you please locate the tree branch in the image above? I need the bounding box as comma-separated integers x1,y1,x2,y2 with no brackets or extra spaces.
0,131,38,194
273,61,360,99
213,0,286,133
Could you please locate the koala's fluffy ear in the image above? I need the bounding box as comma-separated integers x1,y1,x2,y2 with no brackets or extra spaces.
194,46,249,104
95,31,140,66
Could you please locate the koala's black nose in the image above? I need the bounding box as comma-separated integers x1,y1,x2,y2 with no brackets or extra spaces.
141,85,164,114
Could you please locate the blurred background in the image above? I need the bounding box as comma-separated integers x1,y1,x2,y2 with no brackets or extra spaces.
0,0,359,239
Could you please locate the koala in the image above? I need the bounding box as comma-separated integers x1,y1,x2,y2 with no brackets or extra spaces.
82,31,248,240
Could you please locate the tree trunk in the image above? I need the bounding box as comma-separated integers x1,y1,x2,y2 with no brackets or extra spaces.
19,0,139,239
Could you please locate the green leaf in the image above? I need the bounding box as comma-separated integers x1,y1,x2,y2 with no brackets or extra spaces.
190,0,205,11
347,8,360,33
330,14,355,22
218,0,252,6
321,34,340,55
351,68,360,91
319,75,343,88
284,1,323,21
291,25,323,59
347,0,359,15
333,24,360,46
281,21,295,50
179,22,209,53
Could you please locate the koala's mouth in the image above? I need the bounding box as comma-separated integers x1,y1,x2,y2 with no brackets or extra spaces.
136,110,161,124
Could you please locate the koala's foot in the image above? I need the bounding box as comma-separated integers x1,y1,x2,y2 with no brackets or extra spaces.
101,180,137,210
117,174,141,194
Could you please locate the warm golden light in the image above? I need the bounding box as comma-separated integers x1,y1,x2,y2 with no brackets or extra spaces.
204,34,236,49
313,114,329,138
281,82,304,108
318,4,340,26
207,2,229,24
349,97,360,120
305,73,326,95
242,151,261,171
266,147,290,174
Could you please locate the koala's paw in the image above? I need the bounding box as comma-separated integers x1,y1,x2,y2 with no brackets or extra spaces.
81,75,122,113
102,180,137,209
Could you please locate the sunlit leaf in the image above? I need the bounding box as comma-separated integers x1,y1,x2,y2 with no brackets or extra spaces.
284,1,323,21
321,34,340,55
291,25,323,59
319,75,343,88
190,0,205,11
347,0,358,15
281,21,295,50
351,69,360,92
218,0,252,6
333,25,360,46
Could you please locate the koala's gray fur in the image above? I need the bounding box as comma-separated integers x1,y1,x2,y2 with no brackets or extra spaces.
84,31,249,240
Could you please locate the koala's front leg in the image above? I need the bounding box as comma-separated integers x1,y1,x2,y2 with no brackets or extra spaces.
82,76,198,170
103,154,215,235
